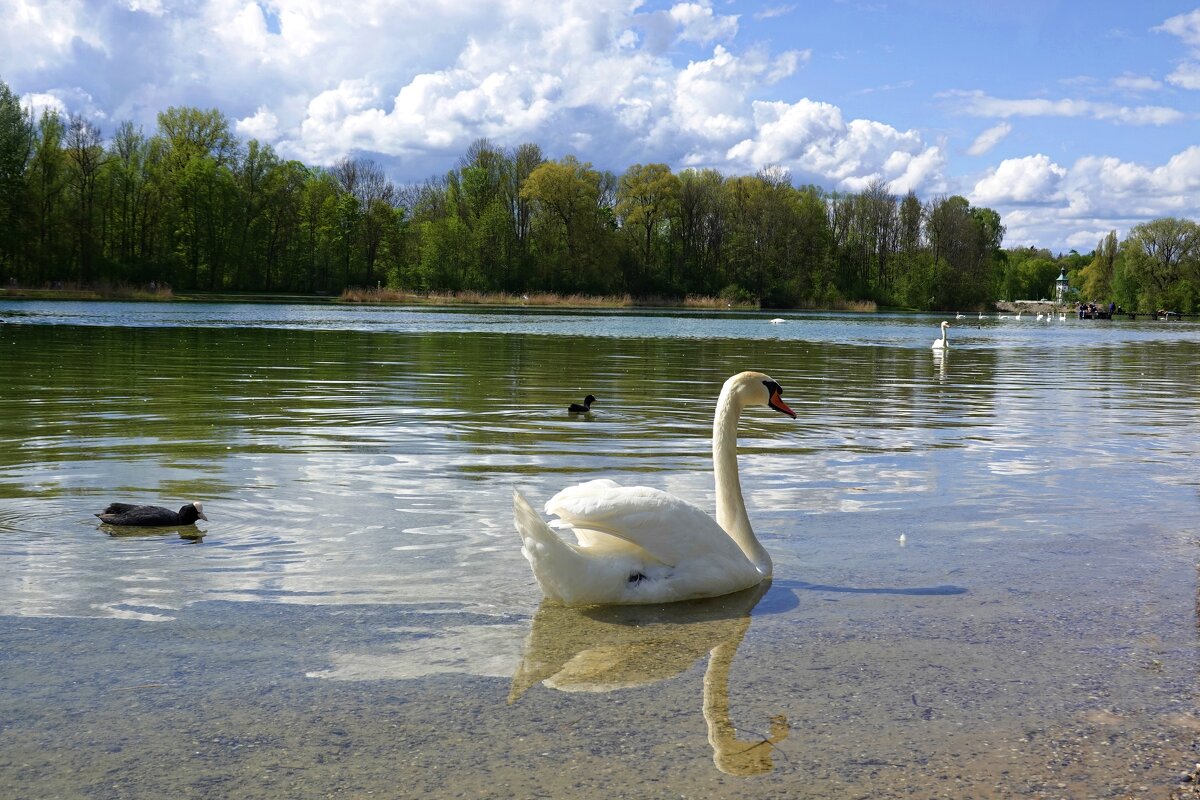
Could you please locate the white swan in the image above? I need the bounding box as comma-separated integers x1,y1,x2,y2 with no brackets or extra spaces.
768,318,785,324
955,312,965,319
513,371,795,605
931,320,950,350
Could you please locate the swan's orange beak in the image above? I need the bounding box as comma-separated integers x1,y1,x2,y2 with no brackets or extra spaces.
769,391,796,419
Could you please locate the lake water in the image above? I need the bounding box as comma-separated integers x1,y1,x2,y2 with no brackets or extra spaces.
1,300,1198,798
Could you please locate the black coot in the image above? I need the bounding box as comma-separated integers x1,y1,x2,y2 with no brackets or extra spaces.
96,501,208,526
568,394,596,414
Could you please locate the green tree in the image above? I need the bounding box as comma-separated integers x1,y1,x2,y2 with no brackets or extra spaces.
103,121,155,274
521,156,616,292
615,163,679,291
673,168,725,295
0,78,33,275
1121,217,1200,311
65,113,106,283
924,195,1004,310
1080,231,1118,301
25,109,68,283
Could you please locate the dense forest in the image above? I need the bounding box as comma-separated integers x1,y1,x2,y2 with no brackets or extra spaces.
1,79,1197,311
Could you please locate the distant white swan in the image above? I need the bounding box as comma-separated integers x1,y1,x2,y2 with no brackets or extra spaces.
514,371,795,605
931,320,950,350
768,318,785,324
1058,312,1066,321
955,312,965,319
1015,311,1023,321
978,312,985,320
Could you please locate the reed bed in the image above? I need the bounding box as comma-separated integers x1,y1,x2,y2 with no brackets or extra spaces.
0,282,175,301
339,287,760,309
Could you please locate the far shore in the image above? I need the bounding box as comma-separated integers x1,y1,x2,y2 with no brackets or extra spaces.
2,284,1088,315
1,284,880,312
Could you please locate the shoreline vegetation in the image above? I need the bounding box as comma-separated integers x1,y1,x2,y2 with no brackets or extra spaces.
339,286,880,311
1,282,889,311
1,80,1197,314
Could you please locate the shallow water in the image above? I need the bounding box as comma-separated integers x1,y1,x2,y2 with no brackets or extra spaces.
1,301,1199,798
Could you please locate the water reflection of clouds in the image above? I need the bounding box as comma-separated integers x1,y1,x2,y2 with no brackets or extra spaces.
3,315,1200,634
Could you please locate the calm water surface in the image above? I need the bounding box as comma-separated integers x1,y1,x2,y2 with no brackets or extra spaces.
1,300,1198,798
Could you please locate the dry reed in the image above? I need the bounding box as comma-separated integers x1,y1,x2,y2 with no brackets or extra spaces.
339,287,760,309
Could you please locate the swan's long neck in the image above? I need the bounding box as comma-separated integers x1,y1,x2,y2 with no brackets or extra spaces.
713,386,773,577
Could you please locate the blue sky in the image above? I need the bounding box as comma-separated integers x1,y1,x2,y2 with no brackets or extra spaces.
2,0,1198,252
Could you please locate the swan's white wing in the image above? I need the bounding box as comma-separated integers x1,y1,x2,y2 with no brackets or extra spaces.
545,479,739,567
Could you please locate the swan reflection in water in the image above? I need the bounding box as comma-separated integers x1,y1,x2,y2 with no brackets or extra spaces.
509,582,791,776
932,347,948,381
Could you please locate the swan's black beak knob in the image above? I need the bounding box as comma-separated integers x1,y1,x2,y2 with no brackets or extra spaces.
764,381,796,418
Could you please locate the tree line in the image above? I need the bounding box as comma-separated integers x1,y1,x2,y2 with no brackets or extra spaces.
1,79,1197,311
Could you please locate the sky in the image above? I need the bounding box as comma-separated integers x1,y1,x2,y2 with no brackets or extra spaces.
2,0,1199,253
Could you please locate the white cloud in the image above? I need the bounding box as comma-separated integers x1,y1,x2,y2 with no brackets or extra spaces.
0,0,107,73
726,98,946,193
974,145,1200,249
1111,74,1162,92
20,87,105,122
21,92,68,120
1154,9,1200,48
966,122,1011,156
670,45,803,142
236,106,280,141
971,154,1066,205
127,0,165,14
1154,9,1200,90
941,89,1187,125
754,5,795,20
1165,61,1200,90
669,2,739,44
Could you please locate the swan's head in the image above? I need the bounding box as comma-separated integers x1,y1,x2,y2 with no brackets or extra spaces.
726,371,796,418
941,321,950,329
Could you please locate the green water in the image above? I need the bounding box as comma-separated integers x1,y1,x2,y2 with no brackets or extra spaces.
1,306,1199,798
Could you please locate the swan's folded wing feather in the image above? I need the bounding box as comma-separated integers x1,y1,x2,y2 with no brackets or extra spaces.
545,480,733,566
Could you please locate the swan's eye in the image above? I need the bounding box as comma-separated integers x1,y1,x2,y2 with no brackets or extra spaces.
763,379,782,397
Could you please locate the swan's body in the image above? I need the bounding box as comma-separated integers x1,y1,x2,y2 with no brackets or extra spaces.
514,371,795,605
768,318,785,324
931,320,950,350
955,312,964,319
978,312,985,320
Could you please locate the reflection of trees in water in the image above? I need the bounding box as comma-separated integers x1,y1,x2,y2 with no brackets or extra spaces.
508,583,790,776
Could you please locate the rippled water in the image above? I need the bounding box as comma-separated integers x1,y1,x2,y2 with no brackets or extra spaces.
1,300,1198,798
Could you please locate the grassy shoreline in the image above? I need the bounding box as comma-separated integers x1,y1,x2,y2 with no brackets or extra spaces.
1,284,890,313
1,284,177,302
